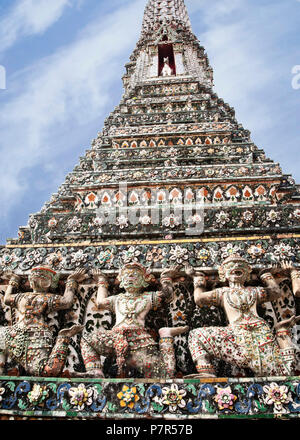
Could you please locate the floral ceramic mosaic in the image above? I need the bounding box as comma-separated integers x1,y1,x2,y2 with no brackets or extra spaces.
0,377,300,419
2,237,300,273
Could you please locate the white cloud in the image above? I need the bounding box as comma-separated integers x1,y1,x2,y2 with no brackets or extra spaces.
186,0,296,135
0,0,82,54
187,0,244,18
0,0,144,222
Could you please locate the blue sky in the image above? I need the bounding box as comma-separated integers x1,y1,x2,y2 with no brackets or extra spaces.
0,0,299,244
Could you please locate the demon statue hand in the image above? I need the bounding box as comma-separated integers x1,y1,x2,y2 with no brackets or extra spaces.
186,255,300,378
78,262,188,378
0,267,86,377
282,260,300,298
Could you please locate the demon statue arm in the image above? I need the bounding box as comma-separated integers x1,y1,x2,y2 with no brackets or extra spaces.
185,265,218,308
186,263,283,306
282,260,300,297
92,265,182,310
89,269,110,310
57,268,88,310
159,265,184,302
3,272,22,307
258,267,282,302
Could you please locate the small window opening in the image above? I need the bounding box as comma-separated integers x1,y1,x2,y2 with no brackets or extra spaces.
158,43,176,77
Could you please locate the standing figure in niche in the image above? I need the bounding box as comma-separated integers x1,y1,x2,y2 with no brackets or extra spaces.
78,262,188,378
0,267,85,377
186,255,300,378
161,57,173,76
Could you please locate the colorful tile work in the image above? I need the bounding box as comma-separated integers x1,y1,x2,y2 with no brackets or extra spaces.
0,377,300,419
2,236,300,272
1,0,300,423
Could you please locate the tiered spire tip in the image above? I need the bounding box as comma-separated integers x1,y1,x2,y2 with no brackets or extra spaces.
141,0,192,35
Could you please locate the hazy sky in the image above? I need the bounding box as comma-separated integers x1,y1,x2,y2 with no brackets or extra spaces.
0,0,299,244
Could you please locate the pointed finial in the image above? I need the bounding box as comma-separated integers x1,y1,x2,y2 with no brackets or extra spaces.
141,0,192,36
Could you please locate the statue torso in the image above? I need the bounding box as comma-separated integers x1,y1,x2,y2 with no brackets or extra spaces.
113,292,154,329
220,286,265,325
15,292,56,329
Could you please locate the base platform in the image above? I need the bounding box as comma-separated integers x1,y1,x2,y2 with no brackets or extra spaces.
0,375,300,420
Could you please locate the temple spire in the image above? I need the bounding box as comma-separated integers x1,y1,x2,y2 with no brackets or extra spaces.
123,0,213,93
141,0,192,36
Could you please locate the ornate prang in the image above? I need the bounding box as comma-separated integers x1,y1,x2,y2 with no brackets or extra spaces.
0,0,300,420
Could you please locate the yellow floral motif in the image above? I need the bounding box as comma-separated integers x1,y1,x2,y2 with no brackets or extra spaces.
117,385,139,409
197,248,210,260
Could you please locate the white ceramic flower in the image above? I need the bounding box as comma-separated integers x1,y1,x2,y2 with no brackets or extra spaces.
28,384,49,404
139,215,152,225
169,245,188,264
1,252,17,267
215,211,230,225
187,214,202,224
69,384,94,411
263,383,292,413
24,250,44,265
161,384,187,413
293,209,300,220
162,214,180,228
71,249,88,266
120,246,141,263
139,149,148,158
116,215,129,229
267,210,279,223
165,147,178,157
93,216,104,228
193,146,202,155
67,216,82,231
242,210,254,222
274,244,293,258
221,244,242,259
